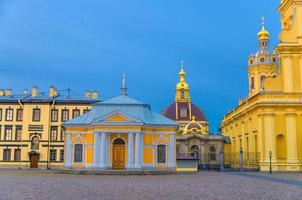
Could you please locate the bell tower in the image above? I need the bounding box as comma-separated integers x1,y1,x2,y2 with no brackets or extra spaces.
175,61,190,103
247,17,278,97
278,0,302,92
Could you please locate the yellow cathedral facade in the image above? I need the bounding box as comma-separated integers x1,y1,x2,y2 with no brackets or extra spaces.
221,0,302,171
63,78,178,170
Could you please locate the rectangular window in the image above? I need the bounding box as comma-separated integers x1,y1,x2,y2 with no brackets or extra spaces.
4,126,13,141
51,109,58,122
0,125,2,140
250,77,255,90
16,109,23,121
14,149,21,161
15,126,22,141
61,109,69,122
83,109,90,114
0,109,2,121
180,108,188,118
50,126,58,141
60,149,64,162
74,144,83,163
60,127,65,141
5,108,13,121
32,108,41,122
50,149,57,162
72,109,80,119
3,149,11,161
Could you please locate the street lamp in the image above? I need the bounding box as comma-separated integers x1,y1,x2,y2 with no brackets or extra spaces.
269,150,272,174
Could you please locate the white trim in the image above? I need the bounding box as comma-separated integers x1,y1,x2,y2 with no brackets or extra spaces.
153,137,168,167
111,136,128,146
111,136,127,169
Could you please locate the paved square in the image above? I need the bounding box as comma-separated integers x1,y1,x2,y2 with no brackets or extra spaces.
0,170,301,200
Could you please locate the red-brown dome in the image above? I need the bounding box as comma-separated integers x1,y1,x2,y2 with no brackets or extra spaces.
162,102,207,121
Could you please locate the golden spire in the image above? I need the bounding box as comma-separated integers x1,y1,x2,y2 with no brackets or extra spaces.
258,16,269,41
176,60,190,102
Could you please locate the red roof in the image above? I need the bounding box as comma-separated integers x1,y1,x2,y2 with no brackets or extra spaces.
162,102,207,121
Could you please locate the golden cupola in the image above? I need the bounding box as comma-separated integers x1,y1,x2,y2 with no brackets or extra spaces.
258,16,270,49
248,17,278,67
176,61,190,102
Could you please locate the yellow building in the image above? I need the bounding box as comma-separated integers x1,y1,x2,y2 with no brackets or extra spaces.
0,86,99,169
221,0,302,171
63,78,178,170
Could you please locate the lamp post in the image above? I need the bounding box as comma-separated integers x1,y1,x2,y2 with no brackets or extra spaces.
269,150,272,174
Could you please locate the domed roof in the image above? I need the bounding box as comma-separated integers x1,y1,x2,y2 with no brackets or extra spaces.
162,102,207,122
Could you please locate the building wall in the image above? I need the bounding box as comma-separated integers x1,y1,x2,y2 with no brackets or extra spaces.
67,126,176,169
222,104,302,171
0,102,94,169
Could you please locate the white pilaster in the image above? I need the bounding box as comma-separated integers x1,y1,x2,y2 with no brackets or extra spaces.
100,132,107,168
106,133,110,167
64,132,72,168
93,132,101,168
134,133,142,169
169,134,175,168
127,133,135,168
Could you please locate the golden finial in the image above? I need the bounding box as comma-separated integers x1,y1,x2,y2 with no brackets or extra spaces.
192,116,196,122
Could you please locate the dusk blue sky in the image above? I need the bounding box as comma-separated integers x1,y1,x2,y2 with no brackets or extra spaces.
0,0,280,132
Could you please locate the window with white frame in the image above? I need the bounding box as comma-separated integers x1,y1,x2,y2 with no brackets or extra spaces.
157,145,166,164
4,126,12,141
74,144,83,163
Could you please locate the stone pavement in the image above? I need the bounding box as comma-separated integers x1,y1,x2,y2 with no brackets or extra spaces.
0,169,301,200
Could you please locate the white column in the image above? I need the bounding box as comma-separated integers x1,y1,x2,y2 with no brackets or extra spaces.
100,132,107,168
106,134,110,167
64,132,72,167
127,133,135,168
134,133,142,168
169,134,175,168
93,132,101,168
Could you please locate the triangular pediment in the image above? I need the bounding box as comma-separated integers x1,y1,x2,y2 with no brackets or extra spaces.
104,114,130,122
92,110,143,124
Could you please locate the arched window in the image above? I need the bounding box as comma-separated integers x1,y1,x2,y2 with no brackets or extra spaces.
113,138,125,145
210,146,216,161
74,144,83,163
31,137,39,150
157,145,166,164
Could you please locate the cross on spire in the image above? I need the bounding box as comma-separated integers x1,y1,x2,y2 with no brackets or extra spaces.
121,74,127,96
180,59,184,69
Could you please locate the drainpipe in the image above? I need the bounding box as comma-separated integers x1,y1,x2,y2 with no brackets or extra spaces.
47,99,56,170
18,99,23,169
